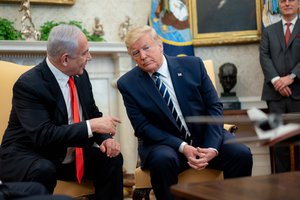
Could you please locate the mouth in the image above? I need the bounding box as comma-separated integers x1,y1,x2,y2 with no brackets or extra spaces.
141,61,151,68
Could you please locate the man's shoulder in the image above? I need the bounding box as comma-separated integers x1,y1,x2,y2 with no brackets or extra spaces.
117,66,140,84
18,61,45,81
166,55,201,66
264,20,282,30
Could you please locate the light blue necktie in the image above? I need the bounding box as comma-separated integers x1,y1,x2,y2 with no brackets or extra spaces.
152,72,192,144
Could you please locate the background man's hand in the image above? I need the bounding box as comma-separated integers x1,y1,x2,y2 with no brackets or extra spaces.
274,76,293,92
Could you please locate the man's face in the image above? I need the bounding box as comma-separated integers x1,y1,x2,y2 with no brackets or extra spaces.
279,0,299,20
66,33,92,76
129,33,163,73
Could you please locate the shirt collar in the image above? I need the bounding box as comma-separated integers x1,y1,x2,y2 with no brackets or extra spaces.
282,16,298,26
46,57,69,87
149,55,169,78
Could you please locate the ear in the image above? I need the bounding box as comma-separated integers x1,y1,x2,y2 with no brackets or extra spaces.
158,41,163,53
60,53,68,66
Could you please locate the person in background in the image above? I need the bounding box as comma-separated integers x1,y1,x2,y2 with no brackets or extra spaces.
0,24,123,200
260,0,300,172
117,25,253,200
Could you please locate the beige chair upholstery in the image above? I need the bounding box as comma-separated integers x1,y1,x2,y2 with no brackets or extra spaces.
0,60,94,198
134,167,223,189
132,59,236,200
203,59,217,89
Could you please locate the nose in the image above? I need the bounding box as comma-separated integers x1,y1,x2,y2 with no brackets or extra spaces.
139,49,147,59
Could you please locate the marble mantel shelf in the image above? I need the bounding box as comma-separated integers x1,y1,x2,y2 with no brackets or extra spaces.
0,41,128,54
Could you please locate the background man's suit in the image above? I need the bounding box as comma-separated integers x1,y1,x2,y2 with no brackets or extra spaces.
260,18,300,173
117,55,252,198
0,59,123,199
260,19,300,103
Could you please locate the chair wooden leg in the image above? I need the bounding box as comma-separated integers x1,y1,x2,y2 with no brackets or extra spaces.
132,188,152,200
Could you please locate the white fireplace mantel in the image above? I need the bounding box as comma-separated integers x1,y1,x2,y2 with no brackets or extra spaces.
0,40,128,54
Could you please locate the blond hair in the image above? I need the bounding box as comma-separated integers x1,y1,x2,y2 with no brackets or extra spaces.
124,25,161,52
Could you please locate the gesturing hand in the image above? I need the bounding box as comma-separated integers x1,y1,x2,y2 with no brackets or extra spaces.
90,116,121,135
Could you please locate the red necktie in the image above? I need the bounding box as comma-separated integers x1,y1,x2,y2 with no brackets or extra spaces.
68,76,84,184
285,22,291,47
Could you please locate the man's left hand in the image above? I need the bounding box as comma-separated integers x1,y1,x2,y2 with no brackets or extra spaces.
99,138,121,157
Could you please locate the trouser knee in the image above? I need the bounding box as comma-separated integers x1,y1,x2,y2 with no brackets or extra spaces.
26,159,57,193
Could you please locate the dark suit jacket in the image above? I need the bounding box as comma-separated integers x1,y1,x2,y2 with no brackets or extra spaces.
117,55,225,167
260,19,300,101
0,59,109,181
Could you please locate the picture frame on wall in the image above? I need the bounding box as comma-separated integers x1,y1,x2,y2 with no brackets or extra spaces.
0,0,74,5
189,0,262,46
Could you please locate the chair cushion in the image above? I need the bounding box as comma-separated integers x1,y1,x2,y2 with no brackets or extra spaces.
54,180,94,197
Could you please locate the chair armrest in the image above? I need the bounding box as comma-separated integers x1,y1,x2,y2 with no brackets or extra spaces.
224,124,238,134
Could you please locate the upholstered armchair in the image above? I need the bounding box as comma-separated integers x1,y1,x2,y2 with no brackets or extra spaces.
132,60,237,200
0,61,94,198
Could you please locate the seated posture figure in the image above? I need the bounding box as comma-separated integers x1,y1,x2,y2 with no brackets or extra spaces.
117,25,253,200
0,24,123,200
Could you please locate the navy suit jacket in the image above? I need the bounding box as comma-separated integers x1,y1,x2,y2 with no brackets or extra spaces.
260,19,300,101
0,59,109,181
117,55,225,166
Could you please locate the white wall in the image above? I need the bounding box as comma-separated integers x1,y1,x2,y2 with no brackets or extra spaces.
0,0,150,42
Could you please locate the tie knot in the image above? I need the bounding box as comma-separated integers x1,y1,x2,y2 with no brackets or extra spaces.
153,72,160,77
68,76,75,85
152,72,161,80
286,22,292,27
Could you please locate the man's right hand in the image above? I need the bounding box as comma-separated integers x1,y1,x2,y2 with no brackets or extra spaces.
182,145,208,170
89,116,121,136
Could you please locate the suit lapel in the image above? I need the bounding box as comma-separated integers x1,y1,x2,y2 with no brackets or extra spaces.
40,60,68,122
288,19,300,48
138,69,178,128
166,56,188,117
275,21,286,50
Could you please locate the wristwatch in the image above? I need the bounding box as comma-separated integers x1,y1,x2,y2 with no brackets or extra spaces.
290,73,296,80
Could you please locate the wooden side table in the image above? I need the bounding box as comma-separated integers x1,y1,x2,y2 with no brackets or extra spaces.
171,172,300,200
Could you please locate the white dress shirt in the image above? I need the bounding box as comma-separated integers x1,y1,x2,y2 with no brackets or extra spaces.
46,58,93,163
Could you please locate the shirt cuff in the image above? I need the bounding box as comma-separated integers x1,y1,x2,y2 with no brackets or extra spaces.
179,142,187,153
290,73,296,80
86,120,93,138
208,148,219,156
271,76,280,84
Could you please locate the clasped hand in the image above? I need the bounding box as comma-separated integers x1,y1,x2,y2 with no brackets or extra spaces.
100,138,121,158
273,76,293,97
183,145,217,170
89,116,122,157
